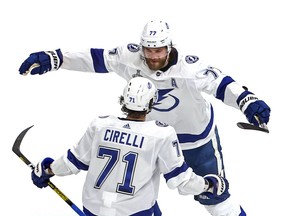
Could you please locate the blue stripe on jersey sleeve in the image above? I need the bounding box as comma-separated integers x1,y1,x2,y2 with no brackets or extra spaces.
90,48,109,73
216,76,235,101
163,162,189,182
67,149,89,171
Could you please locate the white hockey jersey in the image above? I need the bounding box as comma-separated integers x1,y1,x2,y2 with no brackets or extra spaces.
51,116,205,216
61,44,246,149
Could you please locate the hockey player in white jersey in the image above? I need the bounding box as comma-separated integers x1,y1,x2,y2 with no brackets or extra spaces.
32,77,229,216
20,20,271,216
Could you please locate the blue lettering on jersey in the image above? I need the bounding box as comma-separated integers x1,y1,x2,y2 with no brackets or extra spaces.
171,78,178,88
153,88,179,112
104,129,144,148
204,66,221,79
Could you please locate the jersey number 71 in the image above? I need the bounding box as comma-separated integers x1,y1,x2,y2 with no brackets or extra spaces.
94,146,138,196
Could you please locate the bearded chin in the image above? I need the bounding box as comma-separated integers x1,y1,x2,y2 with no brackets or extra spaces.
145,57,168,71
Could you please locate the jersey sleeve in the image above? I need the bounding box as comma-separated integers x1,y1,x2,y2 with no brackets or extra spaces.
157,126,206,195
51,119,97,176
193,62,246,109
61,44,138,75
61,47,119,73
61,48,96,72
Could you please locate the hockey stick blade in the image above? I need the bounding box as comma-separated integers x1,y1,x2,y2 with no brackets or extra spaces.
237,122,269,133
12,125,35,168
12,126,85,216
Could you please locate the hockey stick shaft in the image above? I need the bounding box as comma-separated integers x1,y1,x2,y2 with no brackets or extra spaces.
12,125,85,216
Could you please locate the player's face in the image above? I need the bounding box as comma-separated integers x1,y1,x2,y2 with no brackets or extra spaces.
143,47,168,71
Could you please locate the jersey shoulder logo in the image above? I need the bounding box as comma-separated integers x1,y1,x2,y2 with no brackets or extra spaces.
127,43,140,52
155,120,169,127
185,55,199,64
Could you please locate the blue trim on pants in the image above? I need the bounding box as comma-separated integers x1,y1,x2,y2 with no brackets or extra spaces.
182,126,230,205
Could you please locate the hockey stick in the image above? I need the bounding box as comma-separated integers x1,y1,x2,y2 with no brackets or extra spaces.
12,125,85,216
236,122,269,133
237,116,269,133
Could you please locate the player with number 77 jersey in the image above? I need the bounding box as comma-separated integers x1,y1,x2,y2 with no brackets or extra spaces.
31,77,228,216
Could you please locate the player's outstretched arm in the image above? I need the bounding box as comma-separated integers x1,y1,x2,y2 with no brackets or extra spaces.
19,49,63,75
174,168,229,198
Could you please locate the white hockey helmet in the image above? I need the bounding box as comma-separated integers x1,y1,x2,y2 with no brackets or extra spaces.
122,77,157,112
140,20,172,50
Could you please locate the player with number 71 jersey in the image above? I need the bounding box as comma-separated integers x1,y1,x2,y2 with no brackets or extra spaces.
31,77,228,216
51,116,206,215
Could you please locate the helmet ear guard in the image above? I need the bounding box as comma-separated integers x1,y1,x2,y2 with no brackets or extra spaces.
119,95,125,106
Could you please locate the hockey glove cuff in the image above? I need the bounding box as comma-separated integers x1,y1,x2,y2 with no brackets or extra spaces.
19,49,63,75
31,157,54,188
202,174,229,199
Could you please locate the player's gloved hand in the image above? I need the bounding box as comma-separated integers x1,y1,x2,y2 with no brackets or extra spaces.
31,157,54,188
237,90,271,126
19,49,63,75
202,174,229,199
244,100,270,126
